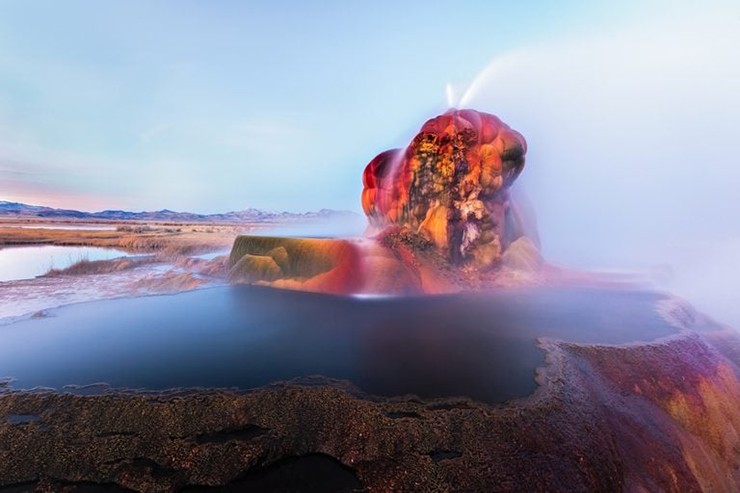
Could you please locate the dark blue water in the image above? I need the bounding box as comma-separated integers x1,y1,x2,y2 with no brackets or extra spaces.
0,285,681,404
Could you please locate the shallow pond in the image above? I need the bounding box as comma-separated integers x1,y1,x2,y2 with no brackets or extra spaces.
0,245,131,282
0,285,683,404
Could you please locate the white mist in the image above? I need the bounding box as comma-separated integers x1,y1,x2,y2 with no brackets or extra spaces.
461,6,740,327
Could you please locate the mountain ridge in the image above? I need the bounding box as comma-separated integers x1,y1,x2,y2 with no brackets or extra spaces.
0,201,358,223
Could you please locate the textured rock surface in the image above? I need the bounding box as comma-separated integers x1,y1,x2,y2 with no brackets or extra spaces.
362,109,527,269
1,326,739,492
228,236,362,294
226,110,538,295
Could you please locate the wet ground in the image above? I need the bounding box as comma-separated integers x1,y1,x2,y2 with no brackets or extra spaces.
0,256,227,323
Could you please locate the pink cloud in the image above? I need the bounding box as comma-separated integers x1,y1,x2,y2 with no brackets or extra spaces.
0,176,124,212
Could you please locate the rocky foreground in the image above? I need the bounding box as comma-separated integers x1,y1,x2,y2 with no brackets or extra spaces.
1,310,739,492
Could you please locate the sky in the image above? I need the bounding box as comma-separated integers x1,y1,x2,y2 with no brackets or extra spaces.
0,0,678,214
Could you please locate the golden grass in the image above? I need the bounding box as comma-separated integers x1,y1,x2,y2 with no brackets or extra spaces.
43,257,155,277
0,221,238,258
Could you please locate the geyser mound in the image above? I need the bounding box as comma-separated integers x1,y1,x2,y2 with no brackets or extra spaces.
229,109,542,294
362,108,530,269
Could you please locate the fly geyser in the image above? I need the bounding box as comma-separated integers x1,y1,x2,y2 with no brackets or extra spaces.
362,109,528,269
229,109,541,294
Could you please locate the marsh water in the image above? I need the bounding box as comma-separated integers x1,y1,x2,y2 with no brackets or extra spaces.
0,285,682,404
0,245,131,282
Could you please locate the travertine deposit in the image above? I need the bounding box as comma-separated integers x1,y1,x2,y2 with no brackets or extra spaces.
229,109,539,295
362,109,528,269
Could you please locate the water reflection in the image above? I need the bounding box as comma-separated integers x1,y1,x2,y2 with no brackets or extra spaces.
0,245,131,282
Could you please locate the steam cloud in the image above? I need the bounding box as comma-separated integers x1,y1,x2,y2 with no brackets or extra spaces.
460,7,740,326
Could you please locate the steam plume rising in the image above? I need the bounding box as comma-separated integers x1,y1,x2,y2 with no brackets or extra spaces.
457,8,740,326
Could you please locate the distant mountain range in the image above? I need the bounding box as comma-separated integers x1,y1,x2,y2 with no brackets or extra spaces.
0,201,359,223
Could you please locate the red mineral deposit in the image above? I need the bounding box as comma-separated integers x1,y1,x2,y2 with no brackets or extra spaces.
362,109,527,269
229,109,537,295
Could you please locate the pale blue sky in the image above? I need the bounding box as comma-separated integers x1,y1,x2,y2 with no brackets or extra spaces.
1,0,665,213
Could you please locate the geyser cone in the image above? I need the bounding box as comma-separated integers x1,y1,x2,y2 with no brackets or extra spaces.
362,108,528,269
229,109,538,296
